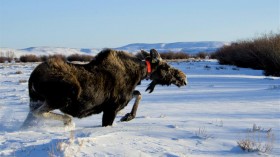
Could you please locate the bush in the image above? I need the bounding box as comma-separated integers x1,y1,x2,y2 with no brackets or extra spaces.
19,54,41,62
135,51,190,60
0,51,16,63
195,52,209,59
67,54,94,62
19,54,79,63
213,32,280,76
160,52,190,60
0,57,7,63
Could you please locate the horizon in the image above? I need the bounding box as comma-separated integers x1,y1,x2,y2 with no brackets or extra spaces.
0,0,279,49
0,40,226,50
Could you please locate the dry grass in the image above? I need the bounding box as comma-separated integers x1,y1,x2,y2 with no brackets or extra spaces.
194,127,213,139
67,54,94,62
15,71,23,74
213,32,280,76
237,124,274,153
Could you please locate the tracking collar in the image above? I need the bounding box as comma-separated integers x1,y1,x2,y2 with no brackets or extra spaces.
145,59,151,80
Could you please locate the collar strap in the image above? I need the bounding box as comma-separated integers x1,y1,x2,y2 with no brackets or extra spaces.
145,59,152,80
145,60,151,73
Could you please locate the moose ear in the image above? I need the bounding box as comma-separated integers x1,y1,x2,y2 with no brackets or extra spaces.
150,49,162,64
140,49,149,56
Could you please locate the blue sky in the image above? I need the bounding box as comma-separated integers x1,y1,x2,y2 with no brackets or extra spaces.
0,0,279,49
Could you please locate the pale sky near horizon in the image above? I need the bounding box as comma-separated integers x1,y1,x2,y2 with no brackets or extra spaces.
0,0,279,49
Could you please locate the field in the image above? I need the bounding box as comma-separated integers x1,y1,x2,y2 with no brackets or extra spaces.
0,60,279,156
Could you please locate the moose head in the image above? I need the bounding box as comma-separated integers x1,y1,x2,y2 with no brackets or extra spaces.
141,49,187,93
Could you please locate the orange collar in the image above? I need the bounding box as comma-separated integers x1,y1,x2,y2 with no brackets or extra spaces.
145,60,151,79
145,60,151,73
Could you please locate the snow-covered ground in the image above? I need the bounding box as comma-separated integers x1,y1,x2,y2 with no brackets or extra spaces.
0,60,279,157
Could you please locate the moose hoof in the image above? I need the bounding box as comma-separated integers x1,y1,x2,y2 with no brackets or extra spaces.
64,120,75,130
120,113,135,122
64,123,75,131
63,116,74,127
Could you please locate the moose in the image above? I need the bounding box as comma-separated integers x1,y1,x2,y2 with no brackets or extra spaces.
21,49,187,128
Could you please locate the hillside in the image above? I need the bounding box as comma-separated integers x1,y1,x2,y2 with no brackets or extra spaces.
116,41,226,54
0,41,226,58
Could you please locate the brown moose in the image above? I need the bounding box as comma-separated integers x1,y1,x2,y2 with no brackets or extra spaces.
22,49,187,128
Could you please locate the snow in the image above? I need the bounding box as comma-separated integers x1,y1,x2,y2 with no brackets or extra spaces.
0,60,279,157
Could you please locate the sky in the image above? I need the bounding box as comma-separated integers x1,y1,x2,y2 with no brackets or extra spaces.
0,0,279,49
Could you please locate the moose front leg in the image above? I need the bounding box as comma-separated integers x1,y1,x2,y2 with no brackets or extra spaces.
102,109,117,127
120,90,142,122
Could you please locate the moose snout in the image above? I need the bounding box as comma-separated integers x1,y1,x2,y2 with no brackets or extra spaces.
182,80,187,86
180,77,187,87
175,78,187,87
184,77,188,85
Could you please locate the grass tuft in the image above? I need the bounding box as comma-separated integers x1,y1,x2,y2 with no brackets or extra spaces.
237,124,274,153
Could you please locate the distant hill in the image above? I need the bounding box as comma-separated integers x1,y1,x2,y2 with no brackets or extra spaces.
116,41,226,54
0,41,226,58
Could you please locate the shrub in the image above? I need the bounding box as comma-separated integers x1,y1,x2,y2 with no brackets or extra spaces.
0,57,7,63
160,51,190,60
195,52,209,59
0,51,16,63
19,54,79,63
213,32,280,76
19,54,41,62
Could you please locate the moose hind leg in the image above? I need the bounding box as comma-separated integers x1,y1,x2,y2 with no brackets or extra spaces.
21,100,44,129
120,90,142,122
33,101,73,126
21,111,40,129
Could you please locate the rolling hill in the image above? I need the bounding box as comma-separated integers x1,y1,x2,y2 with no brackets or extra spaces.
0,41,227,58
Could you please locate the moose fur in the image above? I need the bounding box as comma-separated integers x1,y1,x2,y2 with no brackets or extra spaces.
22,49,187,128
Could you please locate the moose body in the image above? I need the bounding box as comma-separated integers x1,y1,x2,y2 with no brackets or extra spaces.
22,49,187,128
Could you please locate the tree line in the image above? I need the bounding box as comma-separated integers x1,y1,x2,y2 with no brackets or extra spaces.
0,51,210,63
